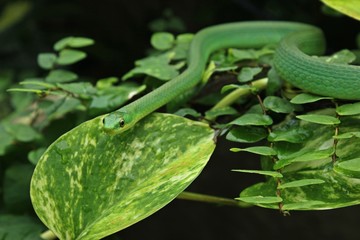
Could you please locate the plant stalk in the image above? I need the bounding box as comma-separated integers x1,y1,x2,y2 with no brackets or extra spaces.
177,191,252,208
211,77,268,111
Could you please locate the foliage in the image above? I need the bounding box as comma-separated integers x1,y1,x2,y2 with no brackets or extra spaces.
321,0,360,20
31,113,215,239
1,34,145,238
2,1,360,239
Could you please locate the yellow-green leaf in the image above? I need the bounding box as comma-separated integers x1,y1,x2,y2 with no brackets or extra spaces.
232,169,283,178
321,0,360,21
277,179,325,189
30,113,215,239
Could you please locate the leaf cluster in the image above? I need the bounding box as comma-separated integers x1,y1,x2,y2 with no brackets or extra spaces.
0,36,146,238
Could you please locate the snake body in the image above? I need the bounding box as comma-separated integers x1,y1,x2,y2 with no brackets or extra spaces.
103,21,360,134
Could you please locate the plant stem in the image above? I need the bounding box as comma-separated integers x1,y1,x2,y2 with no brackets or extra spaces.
177,191,252,208
211,77,268,111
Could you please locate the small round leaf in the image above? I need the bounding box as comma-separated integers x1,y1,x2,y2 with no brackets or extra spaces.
263,96,294,113
150,32,175,50
296,114,340,125
336,102,360,116
45,70,78,83
57,49,87,65
37,53,57,70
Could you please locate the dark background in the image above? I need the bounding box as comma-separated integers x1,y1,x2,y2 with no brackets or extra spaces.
2,0,360,239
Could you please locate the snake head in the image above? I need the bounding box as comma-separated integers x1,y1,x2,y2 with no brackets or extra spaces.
102,111,133,135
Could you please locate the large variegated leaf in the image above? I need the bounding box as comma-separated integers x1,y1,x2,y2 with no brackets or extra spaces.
321,0,360,21
239,110,360,210
30,113,215,239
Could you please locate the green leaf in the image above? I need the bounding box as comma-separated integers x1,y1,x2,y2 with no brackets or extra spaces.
205,106,237,120
321,0,360,21
9,91,34,111
232,169,283,178
150,32,175,50
226,126,268,143
334,131,360,139
321,4,344,17
46,70,78,83
20,79,55,89
176,33,194,44
263,96,294,113
0,70,13,92
236,196,282,204
49,97,84,119
230,146,277,156
96,77,118,89
89,83,145,114
125,64,179,81
296,114,340,125
171,33,194,60
334,158,360,178
237,67,262,83
7,88,44,95
277,179,325,189
229,48,258,61
241,110,360,210
57,49,87,65
266,68,282,96
122,53,179,81
336,102,360,116
31,113,215,239
282,201,325,210
0,1,31,32
173,108,201,118
274,147,334,170
56,82,96,97
54,37,95,51
37,53,57,70
201,61,216,83
319,49,356,64
28,148,47,165
0,214,44,240
230,113,273,126
228,47,274,64
290,93,333,104
214,65,238,73
268,126,311,143
3,123,41,142
3,164,34,213
0,123,14,155
221,84,251,94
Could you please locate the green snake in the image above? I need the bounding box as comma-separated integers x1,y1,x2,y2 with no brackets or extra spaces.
103,21,360,134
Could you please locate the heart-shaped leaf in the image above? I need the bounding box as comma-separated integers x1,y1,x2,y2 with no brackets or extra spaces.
321,0,360,21
31,113,215,239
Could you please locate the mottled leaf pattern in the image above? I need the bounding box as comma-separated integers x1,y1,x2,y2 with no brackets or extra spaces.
31,113,215,239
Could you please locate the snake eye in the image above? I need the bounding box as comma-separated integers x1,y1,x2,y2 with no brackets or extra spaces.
119,119,125,128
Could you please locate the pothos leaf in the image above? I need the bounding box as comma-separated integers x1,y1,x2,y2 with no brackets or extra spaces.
321,0,360,21
31,113,215,239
